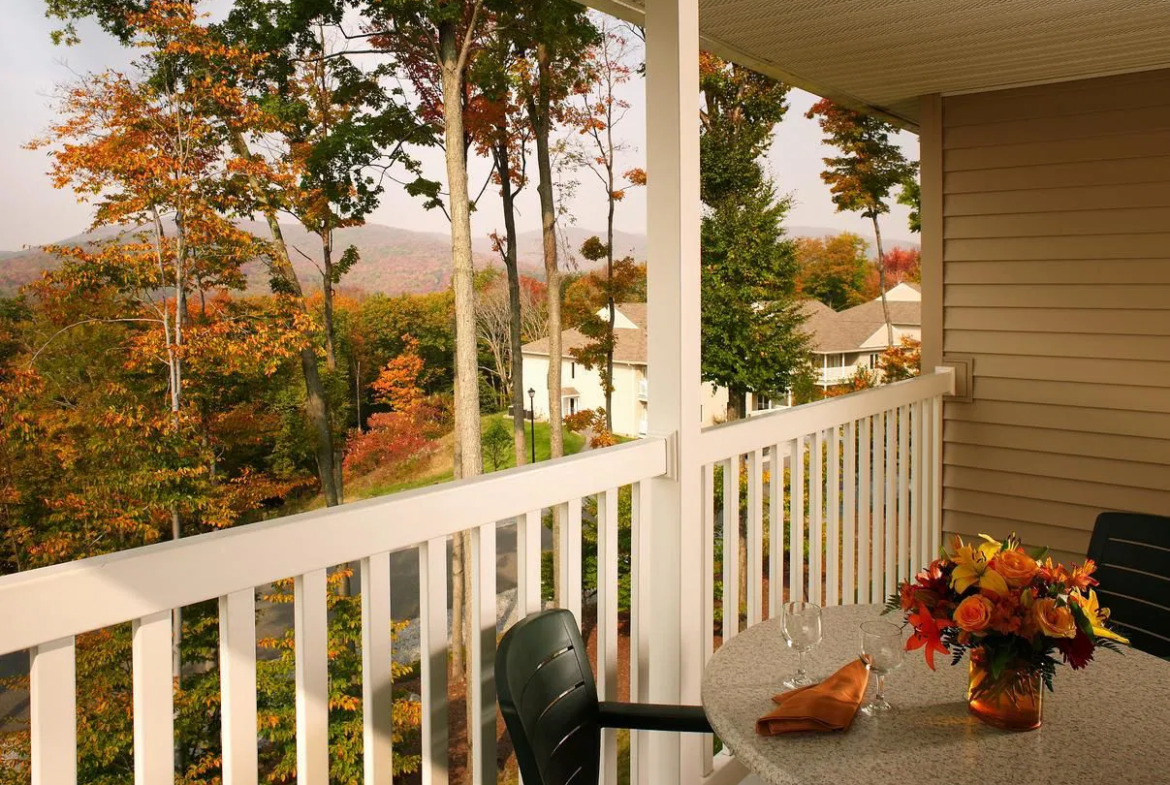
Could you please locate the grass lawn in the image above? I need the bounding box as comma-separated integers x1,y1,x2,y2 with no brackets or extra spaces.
362,413,584,499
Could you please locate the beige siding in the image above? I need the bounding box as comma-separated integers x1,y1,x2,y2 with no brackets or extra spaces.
938,70,1170,556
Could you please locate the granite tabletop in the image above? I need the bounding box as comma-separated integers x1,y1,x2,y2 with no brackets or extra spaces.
701,604,1170,785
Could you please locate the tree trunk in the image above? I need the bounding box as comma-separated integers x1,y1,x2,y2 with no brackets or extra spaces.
439,20,484,686
871,214,893,348
321,231,337,371
528,42,563,605
228,130,340,508
494,139,527,467
604,164,615,433
528,45,563,463
727,386,747,421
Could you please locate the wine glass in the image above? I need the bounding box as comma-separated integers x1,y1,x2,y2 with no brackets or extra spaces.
781,601,823,688
859,620,904,715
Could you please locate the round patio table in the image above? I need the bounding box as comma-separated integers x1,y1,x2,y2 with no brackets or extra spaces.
701,604,1170,785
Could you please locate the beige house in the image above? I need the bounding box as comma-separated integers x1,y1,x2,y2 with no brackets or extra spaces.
520,303,729,437
802,282,922,387
4,4,1170,785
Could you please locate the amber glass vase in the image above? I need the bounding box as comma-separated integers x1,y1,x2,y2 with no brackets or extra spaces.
966,648,1043,731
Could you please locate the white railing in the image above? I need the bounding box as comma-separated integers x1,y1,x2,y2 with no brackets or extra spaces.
0,438,668,785
0,369,953,785
693,368,954,783
818,364,860,384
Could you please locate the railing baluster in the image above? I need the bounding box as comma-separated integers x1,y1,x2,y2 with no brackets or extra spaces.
899,404,911,582
931,395,944,557
598,488,620,785
566,497,583,627
700,463,716,777
30,637,76,785
631,481,652,785
220,589,258,785
827,426,841,606
768,444,785,618
132,610,173,785
843,421,857,605
471,524,497,785
518,510,542,616
858,417,871,605
911,400,924,572
885,410,898,599
810,431,823,606
360,555,392,785
789,438,804,604
871,412,885,604
294,569,329,785
419,538,449,785
722,457,740,638
747,449,764,626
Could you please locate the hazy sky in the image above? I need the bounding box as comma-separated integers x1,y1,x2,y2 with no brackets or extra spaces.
0,4,917,252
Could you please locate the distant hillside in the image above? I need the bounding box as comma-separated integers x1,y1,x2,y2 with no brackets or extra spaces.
0,221,917,296
0,221,502,297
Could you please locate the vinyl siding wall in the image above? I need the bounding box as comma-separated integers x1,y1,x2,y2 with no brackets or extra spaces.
936,69,1170,557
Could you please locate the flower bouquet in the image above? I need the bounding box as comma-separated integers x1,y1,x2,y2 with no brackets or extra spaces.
886,533,1129,730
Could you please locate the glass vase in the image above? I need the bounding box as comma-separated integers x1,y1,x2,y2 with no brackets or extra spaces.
966,648,1043,731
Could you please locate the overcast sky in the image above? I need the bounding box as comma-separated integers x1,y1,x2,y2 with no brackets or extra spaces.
0,4,918,252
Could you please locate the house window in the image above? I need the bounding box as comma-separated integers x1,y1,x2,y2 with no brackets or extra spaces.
571,362,575,379
869,353,878,369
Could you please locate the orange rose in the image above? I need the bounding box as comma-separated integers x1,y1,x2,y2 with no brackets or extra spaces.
953,595,994,633
994,549,1039,588
1032,597,1076,639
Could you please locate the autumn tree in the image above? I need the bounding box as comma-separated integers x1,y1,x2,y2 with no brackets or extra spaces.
794,233,873,310
569,18,642,430
806,99,918,346
878,335,921,382
26,0,289,677
699,54,809,419
508,0,599,461
471,27,533,464
566,237,642,411
882,246,921,285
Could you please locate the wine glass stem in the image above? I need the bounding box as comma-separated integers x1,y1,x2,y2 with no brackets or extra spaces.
876,674,886,702
797,649,807,680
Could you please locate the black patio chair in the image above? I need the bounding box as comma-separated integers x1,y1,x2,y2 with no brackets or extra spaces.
1088,511,1170,658
496,609,711,785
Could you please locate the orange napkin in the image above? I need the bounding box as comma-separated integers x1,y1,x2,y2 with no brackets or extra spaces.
755,660,870,735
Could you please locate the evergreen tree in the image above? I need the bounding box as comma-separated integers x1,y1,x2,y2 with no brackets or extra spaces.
699,54,808,419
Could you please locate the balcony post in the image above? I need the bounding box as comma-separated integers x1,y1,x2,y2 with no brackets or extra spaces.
644,0,703,782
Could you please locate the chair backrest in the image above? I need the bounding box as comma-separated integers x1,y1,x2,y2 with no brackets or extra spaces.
496,609,600,785
1088,512,1170,658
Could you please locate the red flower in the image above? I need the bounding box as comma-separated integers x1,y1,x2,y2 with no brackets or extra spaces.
1058,627,1095,670
906,602,950,670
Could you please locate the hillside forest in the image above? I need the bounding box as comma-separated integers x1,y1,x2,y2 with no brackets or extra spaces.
0,1,919,783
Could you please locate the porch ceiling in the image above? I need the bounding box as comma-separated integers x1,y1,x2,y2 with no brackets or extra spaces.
590,0,1170,129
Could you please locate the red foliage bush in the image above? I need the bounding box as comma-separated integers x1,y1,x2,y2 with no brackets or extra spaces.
343,405,442,480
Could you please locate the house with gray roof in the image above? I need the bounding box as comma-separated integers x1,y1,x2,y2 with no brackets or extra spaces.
521,284,921,436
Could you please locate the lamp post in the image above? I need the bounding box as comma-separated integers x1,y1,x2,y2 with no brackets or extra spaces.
527,388,537,464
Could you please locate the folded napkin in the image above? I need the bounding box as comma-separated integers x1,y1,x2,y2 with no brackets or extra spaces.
756,659,870,735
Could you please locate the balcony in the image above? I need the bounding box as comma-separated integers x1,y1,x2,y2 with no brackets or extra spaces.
0,369,953,785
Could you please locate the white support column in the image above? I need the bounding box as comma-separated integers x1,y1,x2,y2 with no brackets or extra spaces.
645,0,702,781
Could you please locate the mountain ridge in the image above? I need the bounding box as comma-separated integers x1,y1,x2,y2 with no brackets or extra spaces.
0,221,918,296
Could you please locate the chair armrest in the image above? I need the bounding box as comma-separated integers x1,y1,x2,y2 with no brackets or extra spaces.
597,701,712,733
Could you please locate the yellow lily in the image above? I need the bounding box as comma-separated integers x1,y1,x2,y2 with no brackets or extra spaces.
1074,589,1130,645
949,535,1008,596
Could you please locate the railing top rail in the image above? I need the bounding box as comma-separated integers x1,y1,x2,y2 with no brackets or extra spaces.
0,437,668,656
699,368,955,465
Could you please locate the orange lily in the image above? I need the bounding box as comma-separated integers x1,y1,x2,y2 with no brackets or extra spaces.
906,602,950,670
